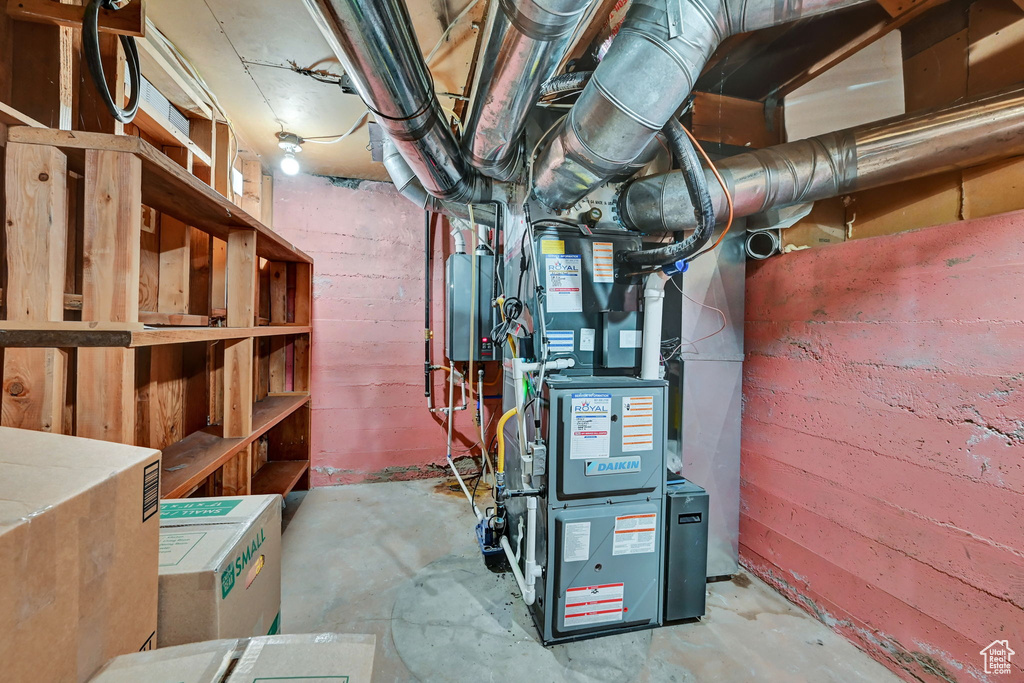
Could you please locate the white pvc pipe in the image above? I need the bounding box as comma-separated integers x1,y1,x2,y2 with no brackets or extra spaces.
523,496,541,605
641,272,669,380
500,536,532,604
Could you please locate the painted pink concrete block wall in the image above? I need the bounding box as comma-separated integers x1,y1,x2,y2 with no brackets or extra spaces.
741,210,1024,682
273,174,486,485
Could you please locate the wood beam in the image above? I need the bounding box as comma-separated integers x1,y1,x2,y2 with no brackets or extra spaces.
6,0,146,36
77,149,141,443
2,142,69,432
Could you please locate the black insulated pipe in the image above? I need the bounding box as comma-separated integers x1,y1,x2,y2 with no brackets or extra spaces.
424,211,433,398
619,119,715,269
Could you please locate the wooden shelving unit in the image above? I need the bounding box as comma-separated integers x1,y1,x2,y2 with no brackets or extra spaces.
1,121,313,499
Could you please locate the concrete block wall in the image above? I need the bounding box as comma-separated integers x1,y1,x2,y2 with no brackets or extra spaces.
741,210,1024,682
273,174,485,485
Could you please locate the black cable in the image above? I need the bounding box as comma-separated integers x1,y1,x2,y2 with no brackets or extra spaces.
83,0,141,124
618,118,715,269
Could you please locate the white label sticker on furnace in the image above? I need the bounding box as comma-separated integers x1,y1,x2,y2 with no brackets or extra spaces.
547,330,575,354
545,254,583,313
593,242,614,283
619,329,642,348
580,328,596,352
622,395,654,452
570,393,611,459
612,513,657,556
564,583,624,628
563,522,591,563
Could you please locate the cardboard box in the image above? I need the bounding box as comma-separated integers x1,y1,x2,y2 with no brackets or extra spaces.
90,634,375,683
227,634,376,683
0,427,161,683
90,639,242,683
158,496,282,646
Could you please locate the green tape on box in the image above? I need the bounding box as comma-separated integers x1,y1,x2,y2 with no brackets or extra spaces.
161,499,242,519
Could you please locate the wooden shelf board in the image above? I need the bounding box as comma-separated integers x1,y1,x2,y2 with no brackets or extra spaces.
251,460,309,497
0,101,45,128
161,392,310,499
161,428,245,498
0,324,311,347
134,99,213,168
6,127,311,263
253,392,310,434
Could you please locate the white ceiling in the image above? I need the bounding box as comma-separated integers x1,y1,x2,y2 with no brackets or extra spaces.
147,0,485,180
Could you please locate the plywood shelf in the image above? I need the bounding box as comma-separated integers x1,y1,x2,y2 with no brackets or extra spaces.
6,126,311,263
161,393,310,498
251,460,309,497
0,324,312,347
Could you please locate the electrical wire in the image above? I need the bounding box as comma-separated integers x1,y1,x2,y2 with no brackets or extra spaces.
83,0,140,123
682,125,735,258
425,0,483,65
667,276,728,355
302,111,370,144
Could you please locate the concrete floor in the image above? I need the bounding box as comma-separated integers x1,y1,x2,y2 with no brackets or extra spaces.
281,481,901,683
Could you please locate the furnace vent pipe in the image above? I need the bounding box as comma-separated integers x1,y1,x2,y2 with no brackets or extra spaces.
462,0,596,180
382,138,498,226
303,0,491,204
531,0,872,209
618,85,1024,233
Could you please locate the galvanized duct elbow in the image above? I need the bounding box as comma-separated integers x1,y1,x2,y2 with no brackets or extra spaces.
531,0,872,209
617,85,1024,232
303,0,491,204
461,0,595,181
383,138,498,227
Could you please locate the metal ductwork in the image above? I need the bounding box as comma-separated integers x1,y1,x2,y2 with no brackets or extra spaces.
530,0,873,209
303,0,491,204
617,85,1024,233
383,138,498,226
461,0,596,181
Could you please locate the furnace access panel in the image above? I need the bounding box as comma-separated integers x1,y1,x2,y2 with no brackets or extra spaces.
543,375,668,504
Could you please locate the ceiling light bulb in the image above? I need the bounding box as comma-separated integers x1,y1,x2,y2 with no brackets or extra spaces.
281,153,300,176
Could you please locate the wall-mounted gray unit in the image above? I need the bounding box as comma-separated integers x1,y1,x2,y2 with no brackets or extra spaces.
445,253,496,362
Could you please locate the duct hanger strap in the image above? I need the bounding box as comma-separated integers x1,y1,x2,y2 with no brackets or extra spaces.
376,104,445,143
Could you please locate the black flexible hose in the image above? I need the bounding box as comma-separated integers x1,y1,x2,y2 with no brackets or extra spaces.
618,118,716,269
83,0,141,124
539,71,593,98
424,210,433,398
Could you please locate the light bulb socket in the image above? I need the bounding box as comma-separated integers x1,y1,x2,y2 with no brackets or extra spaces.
277,131,303,155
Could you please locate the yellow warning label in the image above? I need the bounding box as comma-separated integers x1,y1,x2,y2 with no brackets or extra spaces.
541,239,565,255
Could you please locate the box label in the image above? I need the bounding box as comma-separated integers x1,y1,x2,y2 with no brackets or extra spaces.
161,499,243,519
159,531,207,567
563,522,591,563
570,393,611,459
613,513,657,556
585,457,641,476
142,460,160,522
564,583,624,628
593,242,614,283
222,527,267,599
622,396,654,452
545,254,583,313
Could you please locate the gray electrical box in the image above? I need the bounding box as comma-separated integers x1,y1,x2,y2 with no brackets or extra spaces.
446,253,496,362
664,480,709,621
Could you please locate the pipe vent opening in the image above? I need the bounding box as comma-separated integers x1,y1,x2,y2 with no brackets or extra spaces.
745,231,781,260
